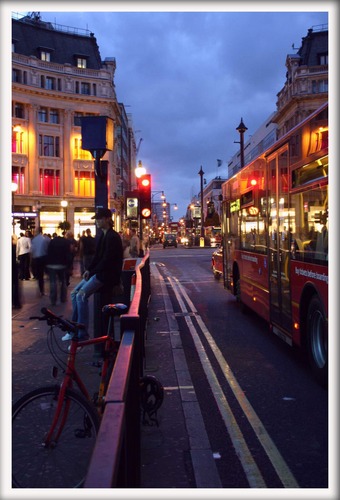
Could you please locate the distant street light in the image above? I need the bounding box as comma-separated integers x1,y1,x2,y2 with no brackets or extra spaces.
198,166,204,239
61,199,68,223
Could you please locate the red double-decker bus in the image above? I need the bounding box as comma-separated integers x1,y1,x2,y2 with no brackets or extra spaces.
221,103,328,385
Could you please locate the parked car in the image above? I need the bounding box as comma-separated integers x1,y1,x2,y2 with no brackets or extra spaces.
163,233,178,248
211,245,223,279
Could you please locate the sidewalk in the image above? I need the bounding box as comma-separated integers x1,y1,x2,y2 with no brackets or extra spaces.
11,260,215,489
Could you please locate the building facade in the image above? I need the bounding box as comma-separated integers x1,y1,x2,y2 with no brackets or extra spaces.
227,24,328,179
12,12,134,237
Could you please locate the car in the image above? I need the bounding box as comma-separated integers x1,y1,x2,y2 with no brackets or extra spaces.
163,233,178,248
211,245,223,279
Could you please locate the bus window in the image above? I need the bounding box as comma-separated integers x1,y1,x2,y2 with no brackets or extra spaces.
290,185,328,263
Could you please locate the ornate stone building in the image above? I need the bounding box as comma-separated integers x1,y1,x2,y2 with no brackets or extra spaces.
12,12,135,236
272,24,328,138
227,24,328,179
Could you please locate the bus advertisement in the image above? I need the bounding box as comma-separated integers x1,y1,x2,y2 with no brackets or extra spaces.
221,103,328,385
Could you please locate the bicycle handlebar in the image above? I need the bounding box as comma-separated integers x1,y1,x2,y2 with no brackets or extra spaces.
30,307,82,333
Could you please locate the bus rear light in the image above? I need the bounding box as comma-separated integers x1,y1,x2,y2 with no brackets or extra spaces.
294,322,299,330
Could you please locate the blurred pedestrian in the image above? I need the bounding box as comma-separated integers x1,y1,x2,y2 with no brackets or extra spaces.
16,230,31,280
129,228,140,258
65,230,78,285
62,208,123,341
45,233,72,306
12,234,21,309
79,228,96,273
30,227,50,296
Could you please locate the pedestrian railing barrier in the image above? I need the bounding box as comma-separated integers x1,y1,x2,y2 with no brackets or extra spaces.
84,251,150,487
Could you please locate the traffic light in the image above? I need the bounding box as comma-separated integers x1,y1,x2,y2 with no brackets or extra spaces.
20,218,28,230
139,174,151,219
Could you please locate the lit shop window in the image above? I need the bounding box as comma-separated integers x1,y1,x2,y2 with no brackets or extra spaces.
12,126,24,153
40,169,60,196
74,171,95,197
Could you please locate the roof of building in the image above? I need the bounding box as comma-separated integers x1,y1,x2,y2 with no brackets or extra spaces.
297,25,328,66
12,15,102,69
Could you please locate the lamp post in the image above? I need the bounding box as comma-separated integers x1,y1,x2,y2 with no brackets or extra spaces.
61,199,68,226
198,166,205,241
236,118,248,169
11,182,18,234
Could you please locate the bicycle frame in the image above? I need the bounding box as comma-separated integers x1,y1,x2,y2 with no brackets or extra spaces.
43,333,118,447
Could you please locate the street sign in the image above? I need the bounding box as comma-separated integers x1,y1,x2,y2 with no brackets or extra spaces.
126,197,138,219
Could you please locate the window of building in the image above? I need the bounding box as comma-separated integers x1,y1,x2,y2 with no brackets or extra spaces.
39,135,60,157
319,53,328,65
45,77,54,90
80,82,90,95
74,170,95,197
312,79,328,94
12,167,25,194
40,169,60,196
12,68,21,83
74,138,93,160
13,103,24,119
77,57,87,69
12,129,24,154
38,108,48,122
40,51,51,62
49,109,59,124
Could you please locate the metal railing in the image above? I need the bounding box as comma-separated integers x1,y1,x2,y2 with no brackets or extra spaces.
84,251,150,488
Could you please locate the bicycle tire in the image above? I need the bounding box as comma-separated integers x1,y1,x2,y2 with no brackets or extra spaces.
12,385,100,488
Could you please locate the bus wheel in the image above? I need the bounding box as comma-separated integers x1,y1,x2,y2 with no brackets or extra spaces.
306,295,328,387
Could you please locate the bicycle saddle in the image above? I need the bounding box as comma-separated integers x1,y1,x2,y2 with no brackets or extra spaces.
102,303,128,316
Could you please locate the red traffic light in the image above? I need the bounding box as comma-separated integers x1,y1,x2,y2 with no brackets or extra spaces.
139,174,152,219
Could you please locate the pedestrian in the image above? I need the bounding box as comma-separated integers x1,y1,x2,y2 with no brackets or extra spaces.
65,230,78,285
12,234,21,309
16,230,31,280
45,233,72,306
62,208,123,341
129,228,140,258
79,228,96,273
30,227,50,296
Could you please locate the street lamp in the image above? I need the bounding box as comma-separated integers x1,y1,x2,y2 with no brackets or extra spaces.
61,199,68,223
135,160,146,181
236,118,248,169
198,166,205,240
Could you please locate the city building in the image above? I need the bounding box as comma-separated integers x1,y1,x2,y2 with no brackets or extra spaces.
227,24,328,179
12,12,135,236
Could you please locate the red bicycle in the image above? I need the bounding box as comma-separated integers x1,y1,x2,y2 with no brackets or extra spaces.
12,304,127,488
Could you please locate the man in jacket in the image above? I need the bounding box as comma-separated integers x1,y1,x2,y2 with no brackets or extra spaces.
62,208,123,341
46,233,72,306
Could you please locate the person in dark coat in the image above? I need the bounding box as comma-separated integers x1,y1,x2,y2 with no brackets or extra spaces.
45,233,72,306
61,209,123,341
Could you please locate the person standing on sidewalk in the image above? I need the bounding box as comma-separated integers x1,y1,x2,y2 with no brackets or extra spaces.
12,234,22,309
30,227,50,296
129,228,140,258
62,208,123,341
79,228,96,273
45,233,72,306
16,230,31,280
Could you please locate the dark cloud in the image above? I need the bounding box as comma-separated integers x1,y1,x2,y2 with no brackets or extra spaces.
39,9,328,216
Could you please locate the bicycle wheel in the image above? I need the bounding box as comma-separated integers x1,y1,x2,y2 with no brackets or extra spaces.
12,385,100,488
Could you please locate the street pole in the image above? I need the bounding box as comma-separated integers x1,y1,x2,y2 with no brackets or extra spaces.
198,166,205,241
236,118,248,169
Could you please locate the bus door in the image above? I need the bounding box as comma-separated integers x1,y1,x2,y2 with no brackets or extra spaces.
268,148,292,335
